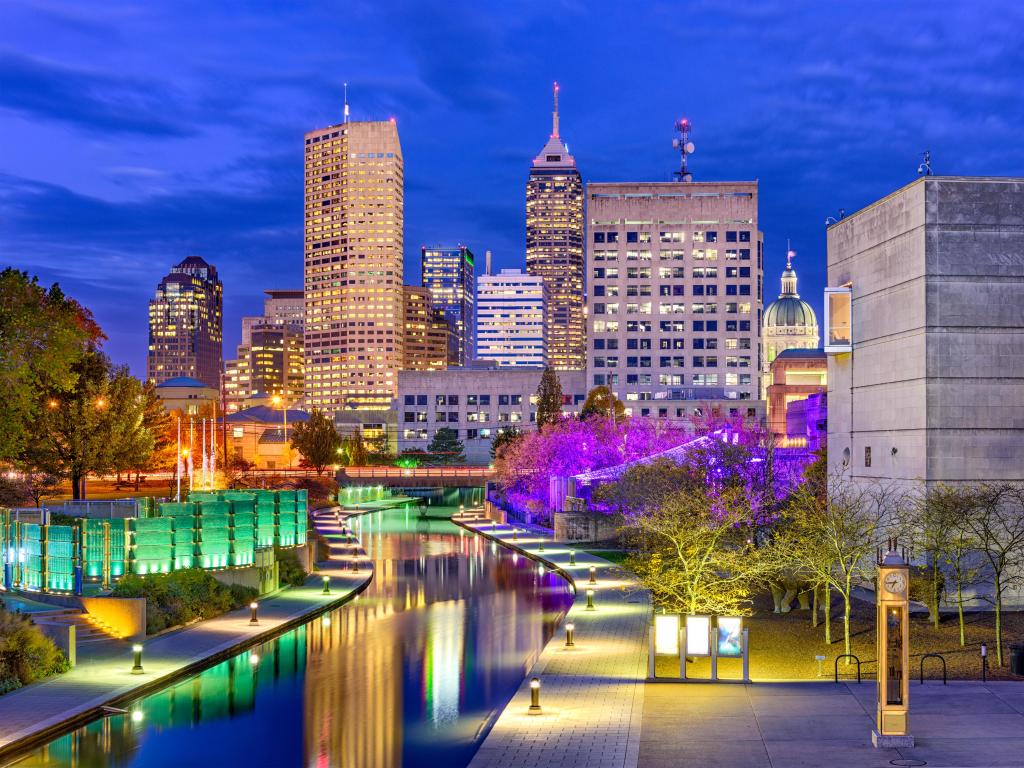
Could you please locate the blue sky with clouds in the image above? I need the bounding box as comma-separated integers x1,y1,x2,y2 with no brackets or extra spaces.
3,0,1023,376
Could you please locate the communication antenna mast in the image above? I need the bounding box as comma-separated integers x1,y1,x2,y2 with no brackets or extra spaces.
343,82,350,124
917,150,932,176
672,118,695,182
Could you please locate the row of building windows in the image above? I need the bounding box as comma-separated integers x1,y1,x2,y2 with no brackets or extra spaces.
592,230,753,244
592,355,752,368
591,373,753,387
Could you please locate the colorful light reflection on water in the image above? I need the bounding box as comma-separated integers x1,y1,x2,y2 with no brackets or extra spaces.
11,505,572,768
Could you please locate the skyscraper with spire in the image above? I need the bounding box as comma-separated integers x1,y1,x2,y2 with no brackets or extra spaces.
526,83,585,371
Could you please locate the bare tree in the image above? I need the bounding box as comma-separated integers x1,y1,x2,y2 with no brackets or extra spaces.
964,484,1024,666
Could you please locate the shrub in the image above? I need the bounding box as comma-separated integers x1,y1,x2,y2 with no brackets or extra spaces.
0,608,69,694
276,547,308,588
112,569,257,634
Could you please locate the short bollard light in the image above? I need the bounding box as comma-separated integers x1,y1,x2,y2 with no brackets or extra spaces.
513,528,518,541
589,566,597,585
538,539,545,553
131,643,144,675
322,575,331,594
569,549,576,565
565,622,575,648
528,677,542,713
586,588,595,611
249,601,259,626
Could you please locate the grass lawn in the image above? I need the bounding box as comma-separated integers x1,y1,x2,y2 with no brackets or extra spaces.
584,548,631,566
653,591,1024,682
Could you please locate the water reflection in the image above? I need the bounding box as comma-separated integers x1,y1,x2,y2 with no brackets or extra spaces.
12,506,571,768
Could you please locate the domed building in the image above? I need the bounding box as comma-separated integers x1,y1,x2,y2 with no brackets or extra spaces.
761,250,819,399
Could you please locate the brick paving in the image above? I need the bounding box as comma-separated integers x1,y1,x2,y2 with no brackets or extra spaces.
0,507,370,760
454,518,650,768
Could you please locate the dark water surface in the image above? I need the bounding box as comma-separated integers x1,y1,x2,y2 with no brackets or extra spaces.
12,505,572,768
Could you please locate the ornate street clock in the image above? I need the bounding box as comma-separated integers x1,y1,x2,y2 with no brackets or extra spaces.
874,547,914,747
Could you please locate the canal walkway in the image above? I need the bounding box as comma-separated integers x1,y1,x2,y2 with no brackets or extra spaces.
453,516,650,768
0,507,371,762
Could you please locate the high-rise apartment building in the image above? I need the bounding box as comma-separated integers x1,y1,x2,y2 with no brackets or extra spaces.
148,256,223,389
476,269,547,367
402,286,449,371
421,245,475,366
526,84,584,370
303,119,404,412
585,181,763,417
224,289,305,412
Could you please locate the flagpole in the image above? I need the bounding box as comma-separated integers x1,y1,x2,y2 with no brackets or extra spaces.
211,402,217,488
176,415,181,503
189,417,194,493
201,418,207,489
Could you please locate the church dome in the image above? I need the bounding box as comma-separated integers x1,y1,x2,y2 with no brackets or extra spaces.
764,251,818,330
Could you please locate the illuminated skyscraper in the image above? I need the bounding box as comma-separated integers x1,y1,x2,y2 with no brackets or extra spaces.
147,256,223,389
303,118,404,413
476,269,546,367
402,286,449,371
526,83,584,370
421,245,475,366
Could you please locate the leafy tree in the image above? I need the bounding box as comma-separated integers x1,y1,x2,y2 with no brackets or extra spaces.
964,484,1024,666
535,366,564,430
427,427,465,465
592,457,695,518
343,430,369,467
490,427,522,461
0,269,102,461
289,409,342,476
107,372,154,486
137,382,176,482
579,385,625,422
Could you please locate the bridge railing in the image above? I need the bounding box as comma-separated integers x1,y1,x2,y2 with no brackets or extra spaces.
342,467,493,479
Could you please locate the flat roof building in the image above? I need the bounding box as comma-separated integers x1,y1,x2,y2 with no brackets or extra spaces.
422,245,475,367
402,285,449,372
586,180,763,418
476,269,546,367
825,176,1024,489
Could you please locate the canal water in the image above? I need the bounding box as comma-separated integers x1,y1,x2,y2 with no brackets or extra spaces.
11,505,573,768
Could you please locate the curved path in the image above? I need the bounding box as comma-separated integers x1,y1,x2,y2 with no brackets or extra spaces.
453,516,650,768
0,507,370,763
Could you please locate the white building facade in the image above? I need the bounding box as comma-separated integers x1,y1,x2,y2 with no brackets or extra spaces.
476,269,547,367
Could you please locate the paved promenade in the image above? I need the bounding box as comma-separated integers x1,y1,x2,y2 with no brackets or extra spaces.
0,506,370,761
641,679,1024,767
454,517,650,768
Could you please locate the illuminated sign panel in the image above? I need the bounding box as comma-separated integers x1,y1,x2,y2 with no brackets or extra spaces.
654,614,680,656
717,617,743,657
685,615,711,656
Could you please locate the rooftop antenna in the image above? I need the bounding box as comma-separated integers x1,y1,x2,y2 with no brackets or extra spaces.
343,83,350,124
672,118,694,182
552,82,560,138
917,150,932,176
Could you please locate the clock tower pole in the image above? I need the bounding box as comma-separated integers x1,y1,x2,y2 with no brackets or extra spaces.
874,541,914,747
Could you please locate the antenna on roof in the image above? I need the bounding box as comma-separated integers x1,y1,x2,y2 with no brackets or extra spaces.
917,150,932,176
552,82,560,138
343,83,350,124
672,118,694,182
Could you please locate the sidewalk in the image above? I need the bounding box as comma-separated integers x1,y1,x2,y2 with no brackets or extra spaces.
454,517,650,768
0,506,371,760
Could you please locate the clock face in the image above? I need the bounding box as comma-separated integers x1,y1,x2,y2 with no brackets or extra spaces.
884,572,907,595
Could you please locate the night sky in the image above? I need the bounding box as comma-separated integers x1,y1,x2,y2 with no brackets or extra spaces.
3,1,1023,377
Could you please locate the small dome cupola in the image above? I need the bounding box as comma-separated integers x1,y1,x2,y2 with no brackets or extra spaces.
780,248,798,297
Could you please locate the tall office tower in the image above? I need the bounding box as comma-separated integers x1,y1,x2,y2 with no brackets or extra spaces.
402,286,449,371
421,245,475,366
476,269,547,367
586,180,763,418
526,83,585,370
148,256,223,389
224,289,305,411
304,118,404,413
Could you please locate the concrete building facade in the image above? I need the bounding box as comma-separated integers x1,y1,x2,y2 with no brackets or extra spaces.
585,181,764,419
526,84,585,370
396,368,587,464
826,176,1024,489
476,269,547,367
147,256,223,390
303,119,404,413
421,245,475,366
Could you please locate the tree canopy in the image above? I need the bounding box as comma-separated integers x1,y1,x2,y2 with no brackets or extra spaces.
579,385,625,422
535,367,564,430
290,409,342,476
427,427,465,465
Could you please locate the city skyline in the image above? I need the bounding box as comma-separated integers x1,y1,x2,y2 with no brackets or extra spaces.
3,2,1024,377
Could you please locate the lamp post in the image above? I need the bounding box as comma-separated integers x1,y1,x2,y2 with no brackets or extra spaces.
528,677,542,714
249,601,259,626
586,588,595,611
131,644,144,675
589,566,597,585
322,575,331,594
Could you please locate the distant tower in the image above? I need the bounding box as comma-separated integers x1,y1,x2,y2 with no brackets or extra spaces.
526,82,585,370
148,256,223,389
762,247,820,398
